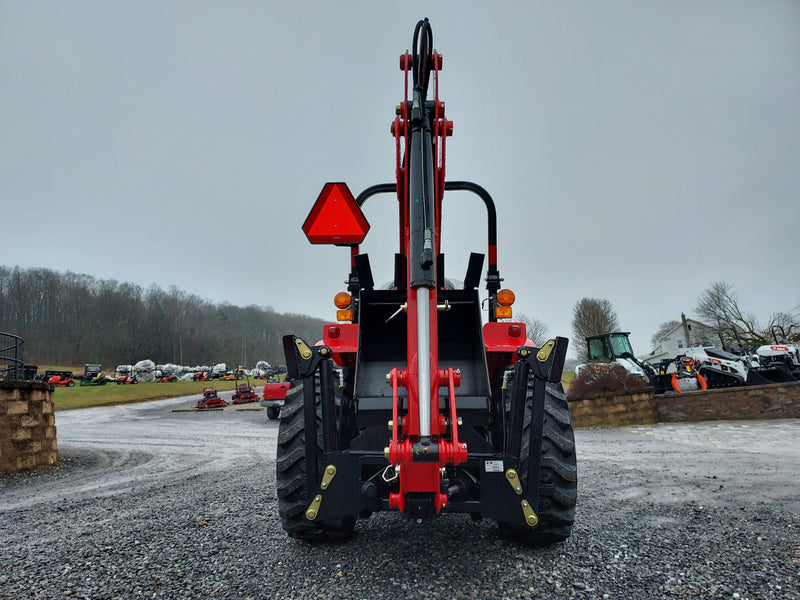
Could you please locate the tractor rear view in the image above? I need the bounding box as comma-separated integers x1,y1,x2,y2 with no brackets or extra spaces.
277,19,576,544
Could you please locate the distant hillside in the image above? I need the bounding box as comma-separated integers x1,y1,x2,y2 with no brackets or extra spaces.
0,265,326,369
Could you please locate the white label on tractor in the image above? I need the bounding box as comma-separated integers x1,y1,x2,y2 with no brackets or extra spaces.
485,460,504,473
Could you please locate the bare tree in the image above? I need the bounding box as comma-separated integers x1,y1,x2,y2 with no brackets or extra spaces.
571,298,621,361
650,320,680,349
515,313,550,346
695,281,799,348
771,312,800,342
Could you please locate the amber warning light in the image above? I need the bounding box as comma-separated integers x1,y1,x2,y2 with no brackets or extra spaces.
303,182,370,245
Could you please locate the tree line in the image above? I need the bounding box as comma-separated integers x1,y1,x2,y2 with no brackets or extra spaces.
0,266,325,369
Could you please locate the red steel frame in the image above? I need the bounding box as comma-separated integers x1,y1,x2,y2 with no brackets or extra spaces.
316,48,534,518
383,50,465,515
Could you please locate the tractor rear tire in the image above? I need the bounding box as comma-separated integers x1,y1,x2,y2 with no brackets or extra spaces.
498,375,577,545
276,376,355,541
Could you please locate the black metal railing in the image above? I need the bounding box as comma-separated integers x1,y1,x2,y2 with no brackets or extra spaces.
0,332,25,381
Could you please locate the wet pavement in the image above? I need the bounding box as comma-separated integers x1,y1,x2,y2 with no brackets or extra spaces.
2,398,797,516
2,404,798,600
575,419,800,512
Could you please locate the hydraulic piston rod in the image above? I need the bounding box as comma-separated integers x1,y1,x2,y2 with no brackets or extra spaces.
416,286,431,437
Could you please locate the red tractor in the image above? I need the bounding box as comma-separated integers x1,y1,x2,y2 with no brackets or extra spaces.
277,19,576,544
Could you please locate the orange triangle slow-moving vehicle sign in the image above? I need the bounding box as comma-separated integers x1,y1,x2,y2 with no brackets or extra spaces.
303,182,370,245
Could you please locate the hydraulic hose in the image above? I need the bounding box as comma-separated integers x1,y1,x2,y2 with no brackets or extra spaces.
412,18,433,105
409,18,435,287
409,18,435,439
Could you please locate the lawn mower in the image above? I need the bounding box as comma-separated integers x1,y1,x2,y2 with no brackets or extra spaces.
232,381,259,404
79,364,108,386
196,387,227,409
47,370,76,387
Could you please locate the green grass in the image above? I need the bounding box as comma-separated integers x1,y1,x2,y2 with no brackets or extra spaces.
52,379,259,411
37,364,264,411
48,365,576,411
561,371,575,391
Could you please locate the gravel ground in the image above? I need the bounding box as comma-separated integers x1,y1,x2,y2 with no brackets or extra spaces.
1,399,798,600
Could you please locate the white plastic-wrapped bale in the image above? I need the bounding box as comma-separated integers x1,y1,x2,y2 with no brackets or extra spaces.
135,359,156,372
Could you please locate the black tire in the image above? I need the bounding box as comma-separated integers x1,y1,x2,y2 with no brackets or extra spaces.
67,380,75,387
276,376,355,541
267,406,280,420
498,373,577,545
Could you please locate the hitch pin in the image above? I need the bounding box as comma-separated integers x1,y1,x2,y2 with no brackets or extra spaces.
386,301,450,323
385,303,407,323
381,465,398,484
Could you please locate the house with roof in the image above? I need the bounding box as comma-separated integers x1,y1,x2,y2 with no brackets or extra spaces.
644,314,716,365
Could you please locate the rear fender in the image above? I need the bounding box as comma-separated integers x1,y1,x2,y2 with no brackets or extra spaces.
322,322,358,368
484,321,534,377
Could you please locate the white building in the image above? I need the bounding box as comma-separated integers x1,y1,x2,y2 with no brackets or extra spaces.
645,314,716,365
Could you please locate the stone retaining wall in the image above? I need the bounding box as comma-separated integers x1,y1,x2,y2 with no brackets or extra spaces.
0,381,58,476
568,381,800,428
567,389,658,428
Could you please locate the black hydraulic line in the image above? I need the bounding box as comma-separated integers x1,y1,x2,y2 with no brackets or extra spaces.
412,18,433,102
408,125,436,288
408,18,436,289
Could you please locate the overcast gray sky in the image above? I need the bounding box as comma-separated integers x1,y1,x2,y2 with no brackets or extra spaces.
2,1,799,358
